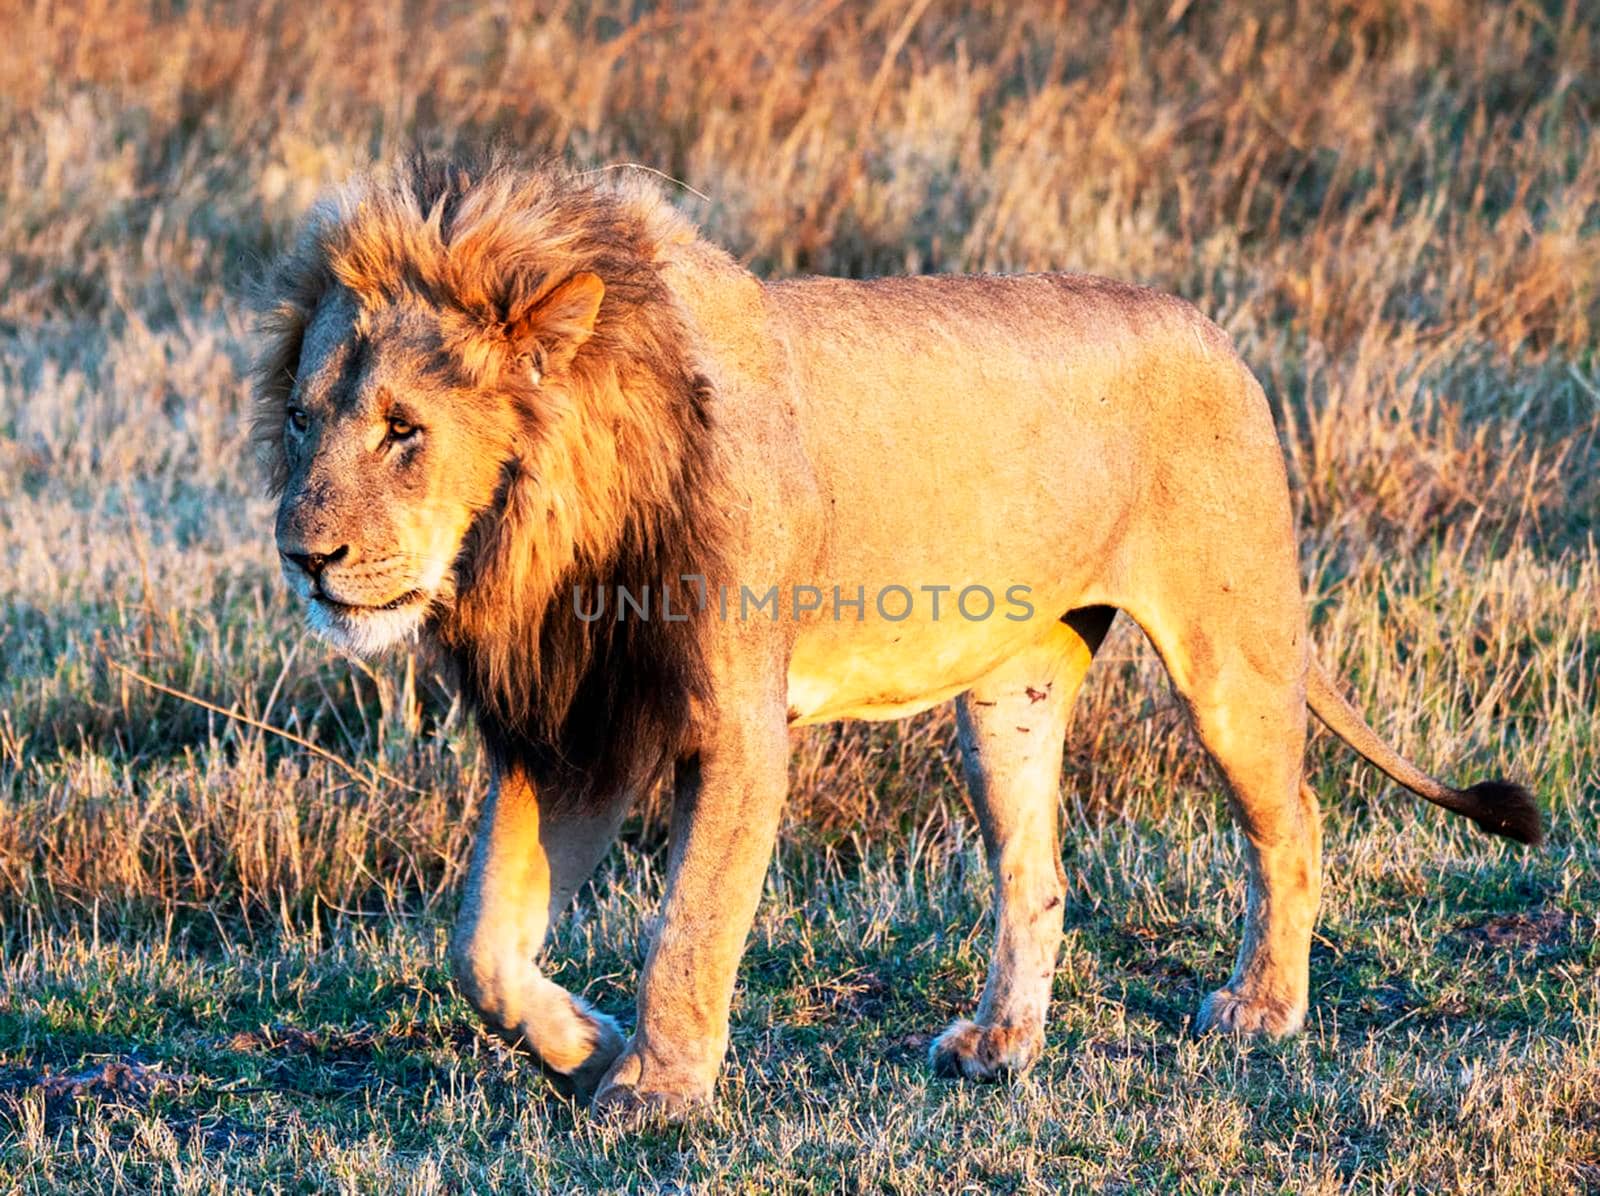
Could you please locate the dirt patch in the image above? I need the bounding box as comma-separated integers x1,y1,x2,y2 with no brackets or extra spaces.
220,1023,379,1058
1456,908,1579,951
825,970,891,1019
0,1057,258,1148
21,1057,193,1112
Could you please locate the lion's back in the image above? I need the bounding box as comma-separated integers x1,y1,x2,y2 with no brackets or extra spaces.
760,269,1270,499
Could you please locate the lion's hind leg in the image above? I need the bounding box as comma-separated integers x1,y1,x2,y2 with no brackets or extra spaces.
931,607,1114,1081
1127,592,1323,1040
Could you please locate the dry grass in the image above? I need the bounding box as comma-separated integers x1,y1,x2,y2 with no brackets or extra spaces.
0,0,1597,1190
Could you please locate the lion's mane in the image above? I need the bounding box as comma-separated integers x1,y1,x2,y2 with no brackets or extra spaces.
253,154,730,800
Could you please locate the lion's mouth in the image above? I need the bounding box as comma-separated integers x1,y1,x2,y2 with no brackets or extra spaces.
313,588,426,615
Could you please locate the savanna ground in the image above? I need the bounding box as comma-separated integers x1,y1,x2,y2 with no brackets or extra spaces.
0,0,1597,1190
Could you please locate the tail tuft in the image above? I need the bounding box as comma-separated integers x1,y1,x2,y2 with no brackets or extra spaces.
1458,780,1544,847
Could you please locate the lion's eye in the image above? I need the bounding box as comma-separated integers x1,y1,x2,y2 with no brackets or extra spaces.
388,416,419,441
287,407,309,433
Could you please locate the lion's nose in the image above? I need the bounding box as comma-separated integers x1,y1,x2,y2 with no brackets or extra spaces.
281,543,350,578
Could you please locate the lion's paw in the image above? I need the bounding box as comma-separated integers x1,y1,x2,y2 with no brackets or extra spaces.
929,1018,1043,1081
1194,988,1305,1040
559,1009,628,1103
589,1047,714,1123
590,1078,711,1124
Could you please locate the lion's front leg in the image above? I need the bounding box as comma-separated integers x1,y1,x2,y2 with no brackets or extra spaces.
450,764,632,1099
592,696,790,1119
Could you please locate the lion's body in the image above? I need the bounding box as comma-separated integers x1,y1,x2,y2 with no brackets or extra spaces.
255,159,1539,1117
739,272,1297,727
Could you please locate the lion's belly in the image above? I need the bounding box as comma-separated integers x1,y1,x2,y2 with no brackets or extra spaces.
784,637,980,724
782,582,1089,725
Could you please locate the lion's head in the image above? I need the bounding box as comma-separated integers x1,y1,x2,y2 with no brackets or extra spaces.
253,156,729,796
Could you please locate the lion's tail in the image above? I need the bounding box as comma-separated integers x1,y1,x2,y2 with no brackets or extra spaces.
1306,658,1543,846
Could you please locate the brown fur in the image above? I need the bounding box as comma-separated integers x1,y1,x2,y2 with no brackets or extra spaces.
257,156,1539,1120
253,154,729,799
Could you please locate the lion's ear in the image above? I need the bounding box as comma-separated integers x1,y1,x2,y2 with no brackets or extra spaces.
506,272,604,383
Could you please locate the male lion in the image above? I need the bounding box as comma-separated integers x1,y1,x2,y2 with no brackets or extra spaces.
254,157,1540,1117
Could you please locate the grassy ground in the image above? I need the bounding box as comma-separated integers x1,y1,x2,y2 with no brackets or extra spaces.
1,0,1598,1190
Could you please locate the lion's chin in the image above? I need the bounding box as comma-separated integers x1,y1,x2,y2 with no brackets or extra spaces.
306,594,428,657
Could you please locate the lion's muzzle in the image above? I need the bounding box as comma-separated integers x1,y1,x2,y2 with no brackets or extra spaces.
277,526,435,654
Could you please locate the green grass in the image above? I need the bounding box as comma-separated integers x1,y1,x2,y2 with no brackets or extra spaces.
2,0,1598,1190
3,814,1597,1190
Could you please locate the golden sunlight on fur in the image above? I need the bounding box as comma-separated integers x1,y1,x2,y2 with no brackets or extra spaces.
255,156,1540,1121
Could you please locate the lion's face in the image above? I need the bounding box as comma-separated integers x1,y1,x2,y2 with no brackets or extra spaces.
273,291,518,656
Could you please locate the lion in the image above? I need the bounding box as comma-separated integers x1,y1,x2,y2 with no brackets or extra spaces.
253,156,1541,1118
